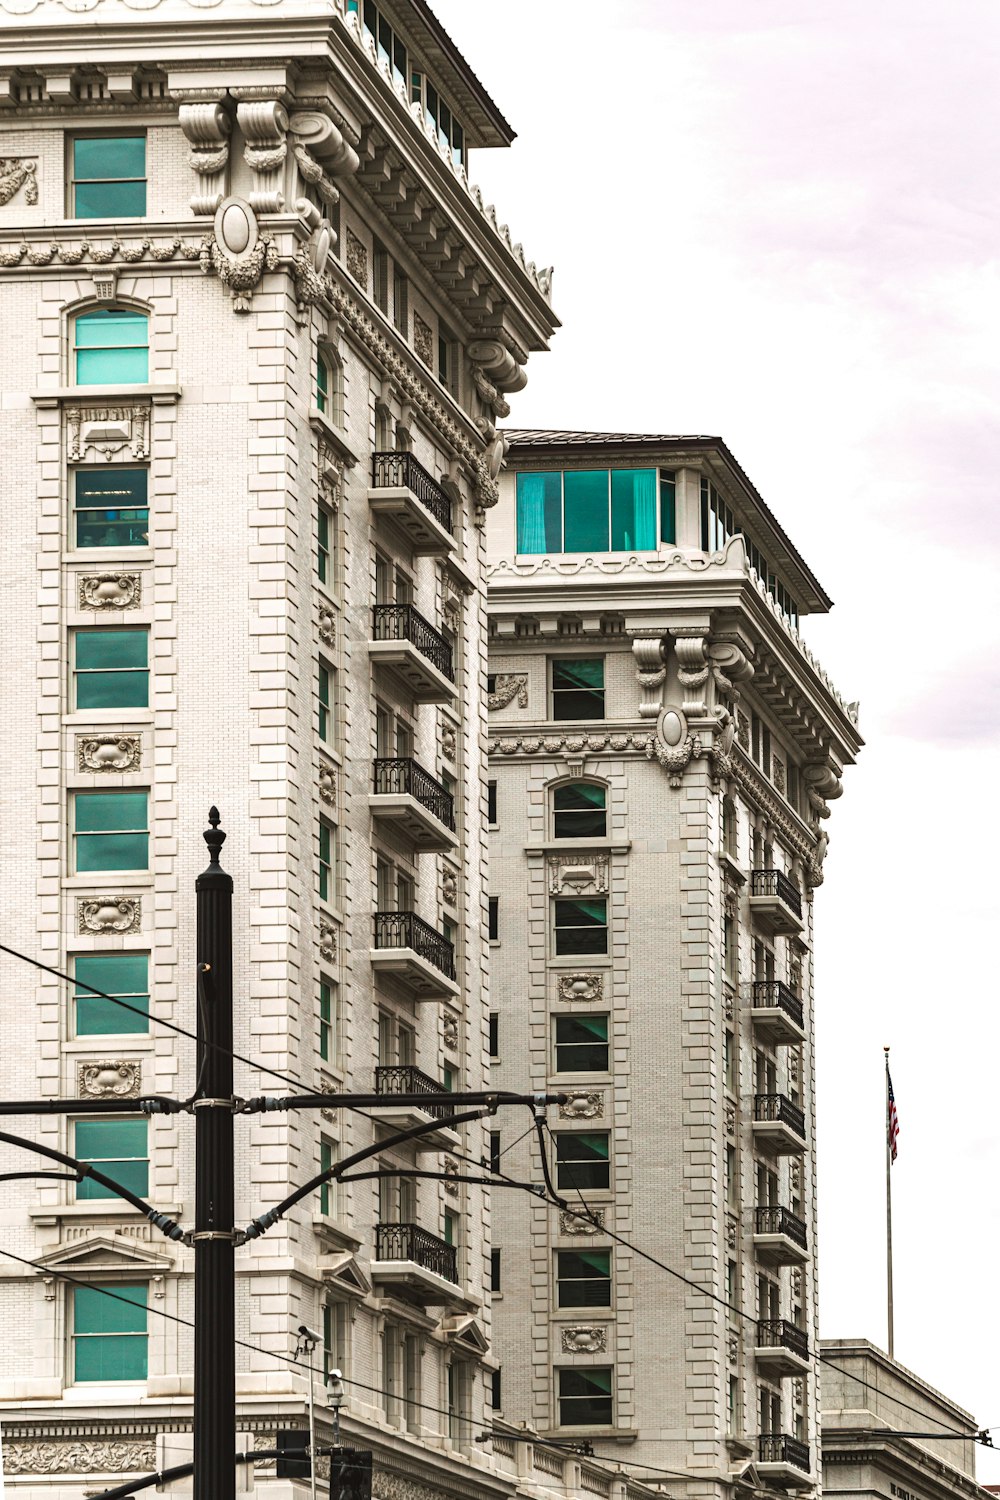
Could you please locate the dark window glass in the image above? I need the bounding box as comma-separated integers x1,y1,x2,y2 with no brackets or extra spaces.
557,1249,611,1308
563,470,609,552
516,471,563,553
75,468,148,548
610,469,657,550
659,470,677,544
491,1368,502,1409
373,242,389,313
490,1249,501,1292
74,791,148,872
72,135,146,219
551,658,604,721
75,1117,148,1198
75,628,148,710
319,980,333,1063
73,1284,147,1382
317,506,331,583
553,898,607,956
554,1014,609,1073
488,1012,499,1058
487,780,497,824
555,1132,610,1191
553,782,606,838
488,896,499,941
489,1131,501,1174
319,822,333,903
74,953,149,1036
558,1366,613,1426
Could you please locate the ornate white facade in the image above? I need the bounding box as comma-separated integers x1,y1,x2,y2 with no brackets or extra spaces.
486,433,863,1498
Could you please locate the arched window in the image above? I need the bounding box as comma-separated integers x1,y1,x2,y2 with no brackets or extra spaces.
553,782,606,840
74,308,148,385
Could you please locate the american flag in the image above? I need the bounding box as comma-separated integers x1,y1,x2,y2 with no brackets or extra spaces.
887,1070,900,1163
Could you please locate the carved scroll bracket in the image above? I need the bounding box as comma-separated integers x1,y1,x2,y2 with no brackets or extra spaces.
236,100,288,213
631,634,666,719
178,101,231,215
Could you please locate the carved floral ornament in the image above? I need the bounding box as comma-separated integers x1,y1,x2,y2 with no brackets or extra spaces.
200,197,278,313
78,1060,141,1100
319,917,337,964
487,674,528,711
318,761,337,806
547,853,609,896
77,896,140,934
557,972,604,1003
79,573,141,610
78,734,141,773
1,1438,156,1478
561,1325,607,1354
0,157,37,206
559,1091,604,1120
560,1207,604,1235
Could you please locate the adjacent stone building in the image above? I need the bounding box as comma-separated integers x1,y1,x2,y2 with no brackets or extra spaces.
0,2,572,1495
822,1340,994,1500
486,432,863,1494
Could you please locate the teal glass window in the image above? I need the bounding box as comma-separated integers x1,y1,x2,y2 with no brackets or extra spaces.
319,820,333,903
320,1138,333,1216
317,506,331,584
556,1249,612,1308
75,1117,148,1199
553,783,606,839
319,979,333,1063
551,659,604,720
563,470,610,551
553,897,608,956
316,355,329,413
72,136,146,219
318,662,333,743
558,1366,613,1426
659,470,677,544
74,953,149,1036
555,1132,610,1192
75,468,148,548
554,1014,609,1073
75,309,148,385
516,472,562,553
74,628,148,710
610,469,657,550
73,1284,148,1383
74,791,148,872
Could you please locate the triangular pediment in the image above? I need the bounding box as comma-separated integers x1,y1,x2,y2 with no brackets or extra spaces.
439,1314,490,1353
34,1233,174,1275
319,1251,371,1297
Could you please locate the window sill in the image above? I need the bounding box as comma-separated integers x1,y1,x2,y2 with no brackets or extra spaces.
312,1215,362,1252
64,548,150,563
309,408,359,465
61,873,154,890
32,383,181,405
718,851,747,886
525,839,630,856
29,1200,182,1224
541,1426,636,1443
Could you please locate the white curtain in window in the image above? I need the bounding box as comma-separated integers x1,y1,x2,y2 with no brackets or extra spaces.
516,473,549,553
633,468,657,548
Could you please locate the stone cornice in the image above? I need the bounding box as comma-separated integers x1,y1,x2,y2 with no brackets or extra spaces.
732,748,817,865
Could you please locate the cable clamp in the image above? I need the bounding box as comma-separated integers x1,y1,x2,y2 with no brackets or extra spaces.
191,1096,234,1111
189,1229,238,1243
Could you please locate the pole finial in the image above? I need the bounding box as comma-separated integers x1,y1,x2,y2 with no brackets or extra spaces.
203,807,226,866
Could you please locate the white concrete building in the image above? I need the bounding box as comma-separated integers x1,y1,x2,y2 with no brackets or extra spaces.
486,432,863,1496
822,1340,994,1500
0,5,595,1497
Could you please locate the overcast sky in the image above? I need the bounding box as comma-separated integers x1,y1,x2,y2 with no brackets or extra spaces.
434,0,1000,1473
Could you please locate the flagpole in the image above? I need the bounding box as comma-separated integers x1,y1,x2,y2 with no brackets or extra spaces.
884,1046,894,1360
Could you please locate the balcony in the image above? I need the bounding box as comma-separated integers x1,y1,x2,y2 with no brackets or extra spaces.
371,910,459,1002
370,757,457,852
756,1434,812,1488
370,1065,461,1153
753,1205,809,1267
749,869,804,937
369,604,456,704
750,980,805,1046
752,1094,807,1156
368,451,454,556
371,1221,463,1305
754,1319,810,1377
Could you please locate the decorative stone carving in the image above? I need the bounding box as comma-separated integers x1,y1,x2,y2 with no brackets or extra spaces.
413,311,433,365
559,1091,604,1120
67,405,149,463
319,917,337,963
772,758,786,794
653,705,698,788
293,143,341,211
726,1213,738,1251
737,710,750,749
560,1208,604,1235
77,735,141,773
319,440,346,509
561,1325,607,1354
178,100,231,215
440,720,457,762
0,237,201,271
788,1048,801,1089
790,1268,803,1300
487,674,528,711
793,1377,805,1407
467,336,527,396
673,633,709,713
443,1155,460,1195
442,1010,459,1051
77,896,140,935
441,866,458,906
319,761,337,806
475,446,501,512
557,973,604,1003
726,1100,736,1137
789,1158,802,1192
318,603,336,647
2,1438,156,1477
632,635,666,718
92,270,118,302
490,730,651,759
547,854,609,896
236,100,288,213
0,157,37,206
724,988,735,1023
200,198,277,312
79,573,141,611
345,227,367,288
727,1330,739,1365
78,1060,141,1100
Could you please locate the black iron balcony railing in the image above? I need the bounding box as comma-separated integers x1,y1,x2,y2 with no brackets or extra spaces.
373,757,455,830
751,980,805,1032
374,1064,453,1120
755,1205,808,1250
753,1093,806,1140
373,910,456,981
372,603,454,682
756,1319,810,1361
372,451,453,534
375,1221,458,1284
751,867,803,917
758,1434,810,1473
